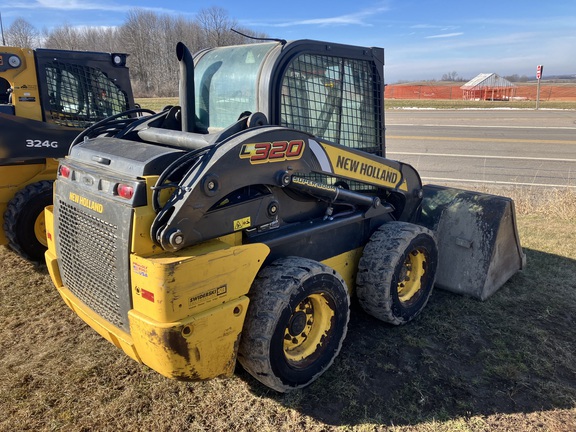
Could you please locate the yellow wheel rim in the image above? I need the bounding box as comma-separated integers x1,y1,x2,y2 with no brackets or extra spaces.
397,249,427,304
34,212,48,247
283,294,334,364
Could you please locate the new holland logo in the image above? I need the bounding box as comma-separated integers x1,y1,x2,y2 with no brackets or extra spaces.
239,140,305,164
69,192,104,213
319,142,408,191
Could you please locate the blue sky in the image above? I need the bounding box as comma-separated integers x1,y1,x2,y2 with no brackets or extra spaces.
2,0,575,83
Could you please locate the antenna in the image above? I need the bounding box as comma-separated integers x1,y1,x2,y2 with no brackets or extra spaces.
0,12,6,46
231,28,286,46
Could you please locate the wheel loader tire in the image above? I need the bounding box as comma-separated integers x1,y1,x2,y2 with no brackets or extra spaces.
356,222,438,325
238,256,350,392
3,180,54,263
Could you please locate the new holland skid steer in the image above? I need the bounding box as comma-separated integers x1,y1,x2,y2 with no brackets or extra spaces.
44,40,525,392
0,46,136,261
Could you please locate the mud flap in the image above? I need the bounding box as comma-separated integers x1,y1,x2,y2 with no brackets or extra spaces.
418,185,526,300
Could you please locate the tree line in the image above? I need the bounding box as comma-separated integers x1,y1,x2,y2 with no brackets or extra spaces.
441,71,533,83
2,7,267,97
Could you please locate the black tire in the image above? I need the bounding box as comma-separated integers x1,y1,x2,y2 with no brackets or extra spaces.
238,257,350,392
356,222,438,325
3,180,54,262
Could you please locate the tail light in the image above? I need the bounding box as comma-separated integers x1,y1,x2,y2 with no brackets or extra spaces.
59,165,71,178
116,183,134,199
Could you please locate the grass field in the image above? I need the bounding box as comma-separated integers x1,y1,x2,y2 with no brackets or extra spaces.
1,184,575,431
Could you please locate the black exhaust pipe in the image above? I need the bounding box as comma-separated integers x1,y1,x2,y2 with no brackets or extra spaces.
176,42,197,133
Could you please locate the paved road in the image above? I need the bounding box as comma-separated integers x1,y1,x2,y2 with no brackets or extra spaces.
384,110,576,188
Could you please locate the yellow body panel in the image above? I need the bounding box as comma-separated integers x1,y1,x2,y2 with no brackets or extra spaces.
0,160,57,245
44,206,61,282
0,47,43,121
321,247,364,293
131,241,270,323
128,297,249,380
131,176,174,256
57,285,142,362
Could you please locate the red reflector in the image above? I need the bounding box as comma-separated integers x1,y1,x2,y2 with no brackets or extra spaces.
141,289,155,302
47,232,52,240
59,165,71,178
117,184,134,199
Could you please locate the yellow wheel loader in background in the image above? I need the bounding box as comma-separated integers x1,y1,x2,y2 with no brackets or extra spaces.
44,40,525,392
0,46,137,261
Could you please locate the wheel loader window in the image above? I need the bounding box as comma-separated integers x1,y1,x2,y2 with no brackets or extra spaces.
280,54,382,154
44,61,129,128
194,43,275,131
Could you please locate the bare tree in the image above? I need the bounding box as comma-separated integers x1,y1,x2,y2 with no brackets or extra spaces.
43,24,121,52
43,24,83,50
153,14,201,96
5,18,40,48
173,15,203,55
119,9,163,96
16,7,267,97
79,27,123,53
441,71,460,81
196,6,239,48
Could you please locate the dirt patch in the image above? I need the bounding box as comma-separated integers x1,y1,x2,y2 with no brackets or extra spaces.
386,83,576,101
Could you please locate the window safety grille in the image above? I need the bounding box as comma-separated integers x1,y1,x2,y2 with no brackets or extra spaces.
280,53,382,155
45,62,128,128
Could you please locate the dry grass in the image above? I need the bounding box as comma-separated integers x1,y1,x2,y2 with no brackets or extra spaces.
511,188,576,220
3,98,574,430
135,97,178,112
453,185,576,221
1,187,575,431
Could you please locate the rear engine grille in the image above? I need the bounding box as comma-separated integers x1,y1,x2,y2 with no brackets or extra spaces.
57,201,123,328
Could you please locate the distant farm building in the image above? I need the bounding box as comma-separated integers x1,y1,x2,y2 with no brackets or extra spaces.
461,73,516,101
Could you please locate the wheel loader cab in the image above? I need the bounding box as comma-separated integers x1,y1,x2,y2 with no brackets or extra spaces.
0,47,135,261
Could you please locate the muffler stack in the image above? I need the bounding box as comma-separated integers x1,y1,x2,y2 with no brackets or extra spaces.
418,185,526,300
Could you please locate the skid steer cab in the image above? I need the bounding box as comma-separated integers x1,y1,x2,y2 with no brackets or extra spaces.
0,46,139,262
45,39,524,392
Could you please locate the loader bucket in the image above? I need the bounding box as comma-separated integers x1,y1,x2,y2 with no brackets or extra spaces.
418,184,526,300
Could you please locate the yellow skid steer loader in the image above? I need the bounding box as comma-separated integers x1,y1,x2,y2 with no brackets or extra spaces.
45,39,524,392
